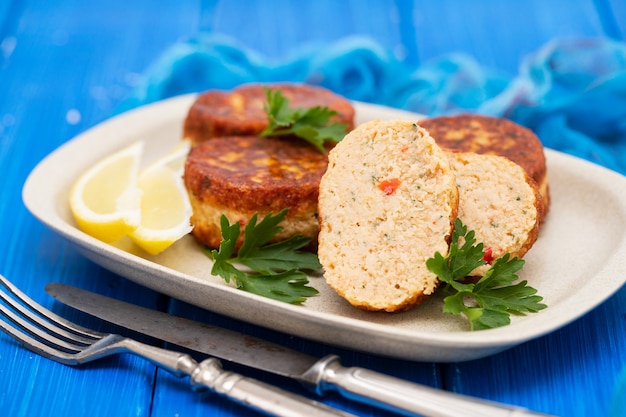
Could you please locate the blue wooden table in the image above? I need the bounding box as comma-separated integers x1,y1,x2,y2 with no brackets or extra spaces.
1,1,626,416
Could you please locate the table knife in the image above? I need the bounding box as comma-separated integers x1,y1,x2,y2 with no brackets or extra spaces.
46,282,556,417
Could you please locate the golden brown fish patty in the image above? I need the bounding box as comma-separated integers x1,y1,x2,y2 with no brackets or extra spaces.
183,83,355,145
183,136,328,250
420,114,550,218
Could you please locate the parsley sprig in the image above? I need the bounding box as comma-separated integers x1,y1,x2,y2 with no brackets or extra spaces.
205,209,321,304
426,219,547,330
260,88,348,153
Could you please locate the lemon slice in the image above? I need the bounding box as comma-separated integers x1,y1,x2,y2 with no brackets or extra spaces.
128,140,193,255
69,142,143,242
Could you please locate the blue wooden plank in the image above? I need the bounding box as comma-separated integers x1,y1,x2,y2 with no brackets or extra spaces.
407,0,610,74
196,0,611,75
198,0,406,62
0,1,22,56
604,0,626,39
0,0,204,415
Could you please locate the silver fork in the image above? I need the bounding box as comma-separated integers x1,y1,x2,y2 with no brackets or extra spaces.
0,274,356,417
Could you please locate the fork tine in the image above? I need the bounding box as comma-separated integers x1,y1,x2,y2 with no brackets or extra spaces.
0,300,90,353
0,275,129,366
0,303,85,363
0,274,103,341
0,273,105,363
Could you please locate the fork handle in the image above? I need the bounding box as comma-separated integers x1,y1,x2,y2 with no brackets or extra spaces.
118,338,353,416
188,357,355,417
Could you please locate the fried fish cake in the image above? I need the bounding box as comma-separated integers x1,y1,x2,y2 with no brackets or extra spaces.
420,114,549,218
183,136,328,250
183,83,355,146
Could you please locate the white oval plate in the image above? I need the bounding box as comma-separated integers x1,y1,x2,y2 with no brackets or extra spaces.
22,94,626,362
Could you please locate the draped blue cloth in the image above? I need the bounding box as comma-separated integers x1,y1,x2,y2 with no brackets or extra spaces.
118,35,626,175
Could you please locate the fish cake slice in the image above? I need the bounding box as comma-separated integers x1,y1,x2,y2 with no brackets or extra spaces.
446,151,544,276
318,119,459,312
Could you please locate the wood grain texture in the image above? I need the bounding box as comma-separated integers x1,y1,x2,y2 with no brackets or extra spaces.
599,0,626,38
0,1,200,416
0,0,624,416
442,286,626,417
409,0,609,72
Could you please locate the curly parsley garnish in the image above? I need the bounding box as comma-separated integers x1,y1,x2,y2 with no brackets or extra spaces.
205,209,321,304
426,219,547,330
260,88,348,153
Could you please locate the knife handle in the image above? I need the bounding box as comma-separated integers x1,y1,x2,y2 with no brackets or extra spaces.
188,357,356,417
308,355,556,417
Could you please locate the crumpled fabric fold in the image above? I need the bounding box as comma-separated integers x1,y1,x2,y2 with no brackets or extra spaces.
304,36,406,104
482,38,626,173
117,34,626,175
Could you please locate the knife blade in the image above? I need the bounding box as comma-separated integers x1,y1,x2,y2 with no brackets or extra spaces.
46,282,556,417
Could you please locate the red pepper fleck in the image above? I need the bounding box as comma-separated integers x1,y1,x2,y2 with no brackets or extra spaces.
482,247,494,264
378,178,401,196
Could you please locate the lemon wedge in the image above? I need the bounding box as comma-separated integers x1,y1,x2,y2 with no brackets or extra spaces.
128,140,193,255
69,142,143,243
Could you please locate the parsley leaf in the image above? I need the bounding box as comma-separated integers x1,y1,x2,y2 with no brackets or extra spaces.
260,88,348,153
205,209,321,304
426,218,547,330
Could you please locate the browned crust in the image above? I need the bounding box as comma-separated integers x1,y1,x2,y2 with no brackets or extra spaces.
420,114,550,219
337,291,433,313
183,83,355,145
183,135,328,249
419,115,546,181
